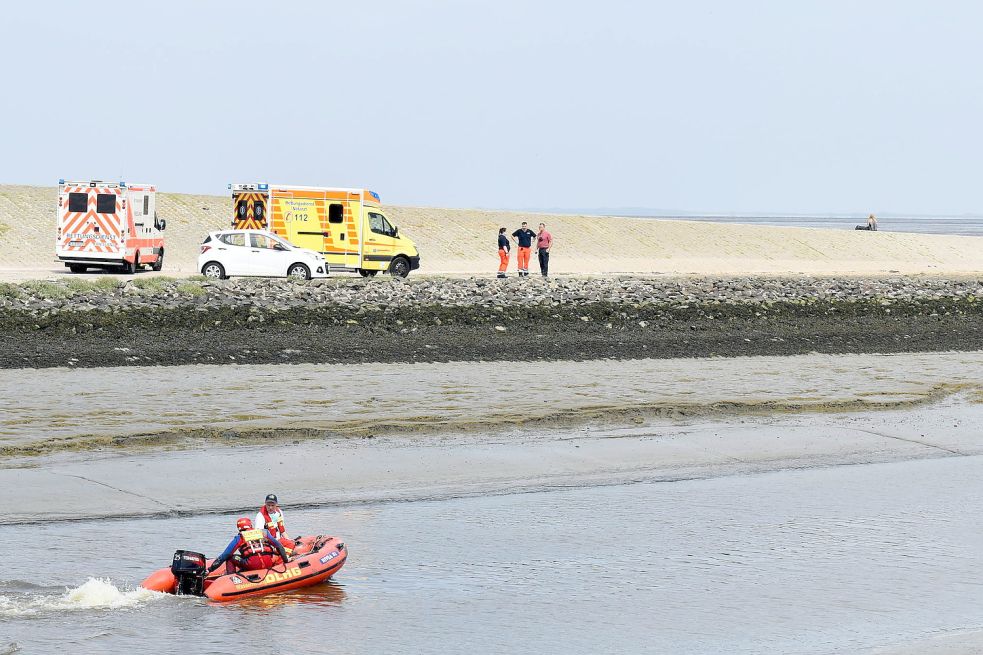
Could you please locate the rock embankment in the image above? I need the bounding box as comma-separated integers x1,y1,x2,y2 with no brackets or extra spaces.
1,275,981,368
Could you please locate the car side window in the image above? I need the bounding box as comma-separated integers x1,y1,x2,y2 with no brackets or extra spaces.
219,233,246,247
251,234,273,249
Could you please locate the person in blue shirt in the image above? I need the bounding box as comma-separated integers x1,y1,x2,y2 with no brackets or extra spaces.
207,517,290,574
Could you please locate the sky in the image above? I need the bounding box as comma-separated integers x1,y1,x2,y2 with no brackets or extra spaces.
1,0,982,215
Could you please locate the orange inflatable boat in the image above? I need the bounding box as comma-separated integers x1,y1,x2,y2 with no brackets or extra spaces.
141,535,347,602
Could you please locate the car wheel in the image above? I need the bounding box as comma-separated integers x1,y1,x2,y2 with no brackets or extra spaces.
389,257,410,278
202,261,226,279
68,264,86,274
288,263,311,280
358,269,378,278
152,249,164,272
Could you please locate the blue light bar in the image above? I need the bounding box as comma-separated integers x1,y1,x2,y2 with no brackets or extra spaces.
58,178,65,184
120,181,126,188
258,183,269,191
227,184,232,190
369,190,380,201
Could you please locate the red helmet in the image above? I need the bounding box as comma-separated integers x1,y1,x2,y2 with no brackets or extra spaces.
236,517,253,532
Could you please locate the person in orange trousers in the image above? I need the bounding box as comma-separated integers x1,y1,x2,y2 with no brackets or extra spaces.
497,227,511,278
511,221,537,277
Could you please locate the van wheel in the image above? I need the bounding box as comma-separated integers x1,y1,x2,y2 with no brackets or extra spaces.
124,253,139,275
202,261,226,279
358,269,378,278
389,257,411,278
68,264,86,274
288,263,311,280
152,249,164,272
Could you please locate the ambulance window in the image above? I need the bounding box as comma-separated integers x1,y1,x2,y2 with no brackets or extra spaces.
143,195,149,216
328,204,344,224
96,194,117,213
68,193,88,213
254,201,265,220
369,212,386,235
381,216,395,236
237,200,248,218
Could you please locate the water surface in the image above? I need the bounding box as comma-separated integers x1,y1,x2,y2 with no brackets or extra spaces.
4,455,983,654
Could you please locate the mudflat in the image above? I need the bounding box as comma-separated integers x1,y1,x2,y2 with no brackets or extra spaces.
3,351,981,524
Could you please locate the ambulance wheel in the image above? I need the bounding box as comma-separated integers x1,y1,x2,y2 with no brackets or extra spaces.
124,253,139,275
152,249,164,272
68,264,86,274
358,269,378,278
287,263,311,280
202,261,226,279
389,257,411,278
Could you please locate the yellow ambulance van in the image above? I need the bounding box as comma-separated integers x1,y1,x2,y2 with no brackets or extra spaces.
230,184,420,277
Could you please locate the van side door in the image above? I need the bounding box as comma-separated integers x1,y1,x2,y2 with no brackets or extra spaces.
364,210,396,266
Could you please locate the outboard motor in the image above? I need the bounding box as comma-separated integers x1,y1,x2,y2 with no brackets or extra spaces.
171,550,207,596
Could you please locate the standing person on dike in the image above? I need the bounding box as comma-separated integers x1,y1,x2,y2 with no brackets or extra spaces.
511,221,536,277
497,227,511,278
535,222,553,277
256,494,294,551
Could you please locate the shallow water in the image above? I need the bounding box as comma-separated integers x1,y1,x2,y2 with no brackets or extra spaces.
3,352,982,453
4,455,983,654
629,214,983,236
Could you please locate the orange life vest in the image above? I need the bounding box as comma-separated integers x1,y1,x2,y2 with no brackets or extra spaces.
236,529,275,558
260,504,286,539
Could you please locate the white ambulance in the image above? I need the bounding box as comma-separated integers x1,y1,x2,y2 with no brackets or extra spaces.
55,180,166,273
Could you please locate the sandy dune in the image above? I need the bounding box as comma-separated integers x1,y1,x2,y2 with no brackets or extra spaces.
2,184,983,278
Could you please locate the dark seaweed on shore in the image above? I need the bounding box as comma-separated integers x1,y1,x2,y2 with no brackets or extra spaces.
1,275,981,368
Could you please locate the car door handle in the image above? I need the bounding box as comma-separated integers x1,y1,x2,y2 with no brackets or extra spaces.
251,249,261,253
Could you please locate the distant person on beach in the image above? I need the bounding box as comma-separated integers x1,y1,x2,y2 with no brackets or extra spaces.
497,227,510,278
856,214,878,231
536,222,553,277
511,222,536,277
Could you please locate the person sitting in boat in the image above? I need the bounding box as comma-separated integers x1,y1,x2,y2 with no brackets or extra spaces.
206,517,290,574
255,493,295,551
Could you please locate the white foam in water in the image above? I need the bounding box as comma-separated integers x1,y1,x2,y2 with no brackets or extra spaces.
0,578,163,617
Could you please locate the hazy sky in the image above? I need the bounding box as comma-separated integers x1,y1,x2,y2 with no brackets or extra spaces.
2,1,981,214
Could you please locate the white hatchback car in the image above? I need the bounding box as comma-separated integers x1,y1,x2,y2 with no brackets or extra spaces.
198,230,328,280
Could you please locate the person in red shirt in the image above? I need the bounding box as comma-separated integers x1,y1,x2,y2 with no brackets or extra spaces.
536,223,553,277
